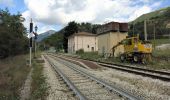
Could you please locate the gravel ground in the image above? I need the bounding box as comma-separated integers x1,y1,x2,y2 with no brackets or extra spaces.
42,55,77,100
58,56,170,100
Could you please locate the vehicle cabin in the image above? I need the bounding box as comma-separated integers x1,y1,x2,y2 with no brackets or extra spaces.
68,32,98,53
121,37,152,54
97,22,128,57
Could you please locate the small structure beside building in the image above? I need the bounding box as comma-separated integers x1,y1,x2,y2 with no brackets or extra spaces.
97,22,128,57
68,32,98,53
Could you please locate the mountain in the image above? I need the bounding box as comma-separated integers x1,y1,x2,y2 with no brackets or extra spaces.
129,6,170,39
36,30,56,42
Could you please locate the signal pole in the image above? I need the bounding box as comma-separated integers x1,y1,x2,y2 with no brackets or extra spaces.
0,13,3,24
29,19,33,67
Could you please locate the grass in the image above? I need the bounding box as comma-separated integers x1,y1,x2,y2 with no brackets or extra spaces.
76,52,102,60
151,38,170,46
0,55,31,100
148,58,170,69
30,54,48,100
150,39,170,69
153,49,170,57
149,49,170,69
75,50,170,70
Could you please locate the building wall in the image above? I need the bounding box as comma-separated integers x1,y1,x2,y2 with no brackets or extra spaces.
98,32,127,57
68,35,98,53
68,35,75,53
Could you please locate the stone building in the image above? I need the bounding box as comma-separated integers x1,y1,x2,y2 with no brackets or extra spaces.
68,32,98,53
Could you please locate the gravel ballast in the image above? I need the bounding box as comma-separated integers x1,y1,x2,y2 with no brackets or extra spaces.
58,56,170,100
48,56,124,100
42,55,77,100
88,67,170,100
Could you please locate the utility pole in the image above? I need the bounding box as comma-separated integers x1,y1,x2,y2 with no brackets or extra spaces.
153,23,156,49
144,20,148,41
29,19,33,67
133,22,135,37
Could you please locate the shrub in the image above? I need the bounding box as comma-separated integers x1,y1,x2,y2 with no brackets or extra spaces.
76,49,84,54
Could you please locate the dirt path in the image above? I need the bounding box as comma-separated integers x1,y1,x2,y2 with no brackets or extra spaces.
57,55,101,69
20,67,33,100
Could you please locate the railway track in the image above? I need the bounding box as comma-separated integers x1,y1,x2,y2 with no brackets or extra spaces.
48,53,170,82
44,55,141,100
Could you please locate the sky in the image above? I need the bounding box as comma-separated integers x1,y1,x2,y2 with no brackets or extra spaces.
0,0,170,34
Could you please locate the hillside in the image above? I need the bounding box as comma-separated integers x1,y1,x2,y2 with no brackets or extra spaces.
129,6,170,39
36,30,56,42
133,7,170,23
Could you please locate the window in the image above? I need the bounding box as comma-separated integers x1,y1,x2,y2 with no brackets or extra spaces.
87,45,89,48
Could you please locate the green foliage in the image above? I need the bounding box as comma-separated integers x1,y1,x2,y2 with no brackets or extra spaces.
76,49,84,54
77,52,102,60
0,8,28,58
43,32,63,51
31,62,48,100
151,39,170,46
153,49,170,57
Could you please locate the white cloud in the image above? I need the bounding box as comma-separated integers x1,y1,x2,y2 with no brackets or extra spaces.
0,0,14,7
22,0,162,33
128,6,152,21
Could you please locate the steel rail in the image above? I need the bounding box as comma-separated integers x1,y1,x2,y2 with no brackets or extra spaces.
49,53,170,81
97,61,170,76
50,55,141,100
44,55,87,100
98,63,170,81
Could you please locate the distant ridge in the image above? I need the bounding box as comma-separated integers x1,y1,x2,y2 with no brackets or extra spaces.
133,6,170,23
36,30,56,42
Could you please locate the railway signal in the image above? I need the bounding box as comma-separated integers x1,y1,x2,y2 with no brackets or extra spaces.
29,18,33,67
0,13,3,24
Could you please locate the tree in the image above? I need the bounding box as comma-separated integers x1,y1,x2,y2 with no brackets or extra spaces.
43,32,63,51
63,21,78,52
0,8,28,58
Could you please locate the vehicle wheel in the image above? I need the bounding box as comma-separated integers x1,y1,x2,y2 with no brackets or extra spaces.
133,55,138,62
120,54,125,62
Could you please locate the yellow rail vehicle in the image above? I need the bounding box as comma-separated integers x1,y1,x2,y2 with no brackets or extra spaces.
112,36,152,64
